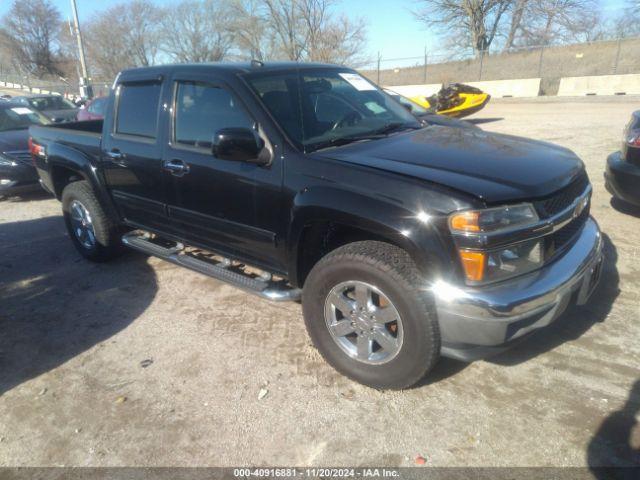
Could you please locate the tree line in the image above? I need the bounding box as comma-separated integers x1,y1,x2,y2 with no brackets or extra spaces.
1,0,639,82
0,0,367,81
415,0,640,56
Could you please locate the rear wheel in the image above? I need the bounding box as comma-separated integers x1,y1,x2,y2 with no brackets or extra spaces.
62,180,121,262
302,241,440,390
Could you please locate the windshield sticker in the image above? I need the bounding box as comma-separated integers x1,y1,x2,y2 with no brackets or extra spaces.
364,101,386,114
339,73,376,91
11,107,33,115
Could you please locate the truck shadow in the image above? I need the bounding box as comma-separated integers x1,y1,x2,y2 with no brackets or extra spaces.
588,379,640,472
610,198,640,219
489,233,619,367
0,189,53,203
0,216,158,395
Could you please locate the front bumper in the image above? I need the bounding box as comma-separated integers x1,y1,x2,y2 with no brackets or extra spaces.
434,217,603,361
0,161,39,195
605,151,640,206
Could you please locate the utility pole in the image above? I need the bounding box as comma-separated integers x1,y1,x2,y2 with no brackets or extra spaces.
423,45,428,84
70,0,92,98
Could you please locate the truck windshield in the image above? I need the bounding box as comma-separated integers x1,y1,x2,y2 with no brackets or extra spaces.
0,106,50,132
245,69,421,152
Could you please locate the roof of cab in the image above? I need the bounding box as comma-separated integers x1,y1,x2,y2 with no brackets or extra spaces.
118,61,350,79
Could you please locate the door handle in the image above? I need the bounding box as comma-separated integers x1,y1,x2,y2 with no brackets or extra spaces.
163,159,190,176
105,149,125,161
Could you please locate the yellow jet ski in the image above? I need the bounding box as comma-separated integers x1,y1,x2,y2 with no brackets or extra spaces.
408,83,491,118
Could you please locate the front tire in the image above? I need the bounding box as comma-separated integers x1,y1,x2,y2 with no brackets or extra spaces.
61,180,121,262
302,241,440,390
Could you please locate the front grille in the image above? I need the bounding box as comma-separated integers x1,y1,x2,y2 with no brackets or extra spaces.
533,173,589,218
545,204,590,258
3,150,32,166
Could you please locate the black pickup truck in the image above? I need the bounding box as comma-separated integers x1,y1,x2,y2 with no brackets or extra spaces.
30,63,603,389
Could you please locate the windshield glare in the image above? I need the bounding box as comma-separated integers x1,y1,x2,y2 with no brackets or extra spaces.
0,106,50,132
27,96,76,111
246,69,420,152
388,91,430,115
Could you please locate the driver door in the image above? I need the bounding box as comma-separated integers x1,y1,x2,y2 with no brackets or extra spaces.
162,73,285,272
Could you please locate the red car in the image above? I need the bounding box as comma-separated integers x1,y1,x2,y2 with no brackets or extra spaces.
77,96,108,121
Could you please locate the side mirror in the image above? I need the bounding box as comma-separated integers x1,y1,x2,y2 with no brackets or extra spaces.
212,127,269,164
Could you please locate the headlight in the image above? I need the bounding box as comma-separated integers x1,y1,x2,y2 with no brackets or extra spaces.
449,204,542,284
0,154,16,166
458,238,543,284
449,204,538,233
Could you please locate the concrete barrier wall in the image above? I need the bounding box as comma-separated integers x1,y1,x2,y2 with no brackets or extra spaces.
558,74,640,96
384,84,442,98
466,78,541,97
386,78,541,99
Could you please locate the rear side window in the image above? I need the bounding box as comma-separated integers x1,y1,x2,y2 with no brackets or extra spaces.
174,81,253,149
116,82,161,138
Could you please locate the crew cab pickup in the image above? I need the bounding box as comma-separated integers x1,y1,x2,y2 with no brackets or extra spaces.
30,63,603,389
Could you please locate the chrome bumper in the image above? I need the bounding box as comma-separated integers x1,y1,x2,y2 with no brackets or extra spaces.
434,217,603,361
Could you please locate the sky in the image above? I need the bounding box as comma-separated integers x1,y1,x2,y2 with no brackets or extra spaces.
0,0,631,63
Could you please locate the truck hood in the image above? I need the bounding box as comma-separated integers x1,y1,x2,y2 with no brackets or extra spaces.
316,126,585,204
0,128,28,153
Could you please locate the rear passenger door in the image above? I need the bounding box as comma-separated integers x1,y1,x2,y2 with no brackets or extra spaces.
162,74,285,272
101,78,167,230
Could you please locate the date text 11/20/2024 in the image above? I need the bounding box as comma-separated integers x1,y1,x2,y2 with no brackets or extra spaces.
233,468,401,477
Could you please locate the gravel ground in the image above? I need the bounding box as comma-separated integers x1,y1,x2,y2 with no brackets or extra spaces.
0,98,639,468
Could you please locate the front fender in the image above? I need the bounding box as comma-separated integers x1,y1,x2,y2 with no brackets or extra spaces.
287,186,460,285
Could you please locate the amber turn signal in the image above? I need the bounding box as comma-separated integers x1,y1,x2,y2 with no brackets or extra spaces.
449,211,480,232
459,250,486,282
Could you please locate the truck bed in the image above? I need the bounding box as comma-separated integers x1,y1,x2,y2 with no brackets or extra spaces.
30,120,103,150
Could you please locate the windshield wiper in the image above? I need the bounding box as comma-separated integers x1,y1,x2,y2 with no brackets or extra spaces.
309,122,421,152
368,122,420,136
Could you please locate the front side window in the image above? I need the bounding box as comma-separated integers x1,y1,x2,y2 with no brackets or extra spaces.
245,69,419,152
116,82,161,138
174,81,253,149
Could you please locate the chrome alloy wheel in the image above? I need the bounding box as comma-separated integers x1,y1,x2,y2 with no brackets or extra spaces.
324,281,404,365
69,200,96,249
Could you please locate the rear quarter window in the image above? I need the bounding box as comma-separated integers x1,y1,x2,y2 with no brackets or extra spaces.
116,82,161,138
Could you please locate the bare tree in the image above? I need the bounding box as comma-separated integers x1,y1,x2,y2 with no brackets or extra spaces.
414,0,511,55
124,0,162,67
161,0,234,63
306,15,368,66
503,0,528,50
83,0,160,80
0,0,65,76
231,0,367,65
515,0,600,46
230,0,275,60
264,0,306,61
612,0,640,39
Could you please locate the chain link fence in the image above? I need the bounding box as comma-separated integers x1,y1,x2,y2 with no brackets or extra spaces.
359,37,640,95
0,68,111,98
2,36,640,98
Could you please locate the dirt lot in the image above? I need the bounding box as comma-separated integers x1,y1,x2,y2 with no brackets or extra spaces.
1,98,639,468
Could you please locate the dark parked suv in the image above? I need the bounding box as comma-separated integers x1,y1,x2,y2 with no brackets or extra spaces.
29,63,603,389
606,110,640,207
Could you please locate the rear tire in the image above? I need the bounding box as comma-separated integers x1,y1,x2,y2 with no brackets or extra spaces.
61,180,121,262
302,241,440,390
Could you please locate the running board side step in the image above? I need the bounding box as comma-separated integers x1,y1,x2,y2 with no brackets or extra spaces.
122,231,301,302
